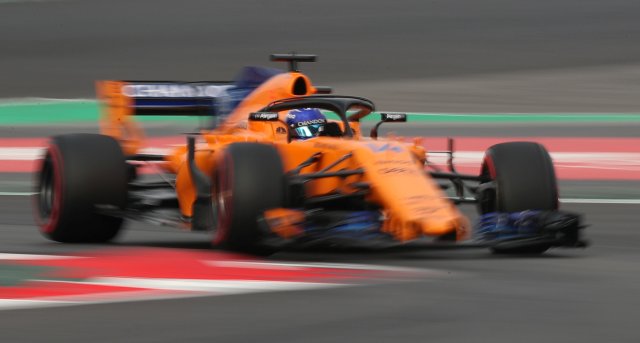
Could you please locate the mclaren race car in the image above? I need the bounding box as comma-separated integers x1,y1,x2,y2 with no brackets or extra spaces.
33,54,587,254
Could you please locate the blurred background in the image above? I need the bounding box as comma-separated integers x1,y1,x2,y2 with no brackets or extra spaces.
2,0,640,112
0,0,639,342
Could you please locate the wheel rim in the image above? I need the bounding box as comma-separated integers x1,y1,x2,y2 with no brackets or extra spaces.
38,157,54,219
478,162,498,213
213,155,232,245
478,187,496,214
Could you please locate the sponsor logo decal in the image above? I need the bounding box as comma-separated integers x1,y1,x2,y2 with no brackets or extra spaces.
313,142,340,150
403,195,437,204
374,160,413,165
297,119,326,126
377,167,416,175
122,84,231,98
381,113,407,122
412,205,447,215
366,143,403,153
249,112,279,121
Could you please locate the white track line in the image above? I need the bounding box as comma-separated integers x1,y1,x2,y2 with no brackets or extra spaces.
429,152,640,171
0,148,43,160
80,277,345,293
0,253,83,260
2,149,638,170
560,198,640,204
0,149,638,203
0,147,171,160
0,299,73,311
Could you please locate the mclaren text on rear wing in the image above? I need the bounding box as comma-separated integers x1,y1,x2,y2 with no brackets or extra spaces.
97,80,240,155
97,80,235,117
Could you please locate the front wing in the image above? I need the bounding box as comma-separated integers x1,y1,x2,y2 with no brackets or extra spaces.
259,209,588,251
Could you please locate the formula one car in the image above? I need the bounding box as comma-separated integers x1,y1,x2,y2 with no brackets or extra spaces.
33,54,587,254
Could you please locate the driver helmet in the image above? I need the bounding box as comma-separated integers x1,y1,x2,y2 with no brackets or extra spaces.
286,108,327,140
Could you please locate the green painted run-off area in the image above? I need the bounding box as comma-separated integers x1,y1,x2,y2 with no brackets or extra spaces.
1,100,640,125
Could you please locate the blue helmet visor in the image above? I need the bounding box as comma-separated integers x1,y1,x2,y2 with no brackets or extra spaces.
294,124,324,139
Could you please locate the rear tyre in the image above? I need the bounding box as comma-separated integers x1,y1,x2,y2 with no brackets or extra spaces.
213,143,285,254
34,134,128,243
478,142,558,254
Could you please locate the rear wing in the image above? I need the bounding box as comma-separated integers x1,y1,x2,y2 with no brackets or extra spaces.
97,80,238,155
97,80,235,116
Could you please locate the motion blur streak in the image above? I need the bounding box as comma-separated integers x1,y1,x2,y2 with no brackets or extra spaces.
1,0,640,342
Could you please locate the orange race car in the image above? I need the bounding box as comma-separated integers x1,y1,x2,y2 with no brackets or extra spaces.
33,54,587,254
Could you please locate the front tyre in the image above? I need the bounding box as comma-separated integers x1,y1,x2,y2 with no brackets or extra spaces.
478,142,558,254
213,143,286,254
34,134,128,243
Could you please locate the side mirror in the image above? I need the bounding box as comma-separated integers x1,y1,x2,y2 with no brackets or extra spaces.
370,112,407,139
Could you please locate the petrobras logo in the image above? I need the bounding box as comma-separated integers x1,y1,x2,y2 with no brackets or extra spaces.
121,84,232,98
366,143,403,153
249,112,279,121
297,119,326,126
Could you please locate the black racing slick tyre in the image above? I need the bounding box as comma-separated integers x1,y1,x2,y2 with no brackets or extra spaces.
213,143,286,254
34,134,128,243
478,142,559,254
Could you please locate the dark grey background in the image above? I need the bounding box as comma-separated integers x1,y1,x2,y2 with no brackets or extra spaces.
2,0,640,113
1,0,639,342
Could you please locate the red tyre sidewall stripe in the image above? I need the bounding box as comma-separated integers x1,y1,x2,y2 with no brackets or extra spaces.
482,152,499,209
541,143,561,209
482,152,497,179
34,144,64,234
213,152,232,245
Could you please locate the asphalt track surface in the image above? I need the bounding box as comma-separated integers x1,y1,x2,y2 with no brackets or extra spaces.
1,0,640,342
2,197,639,343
